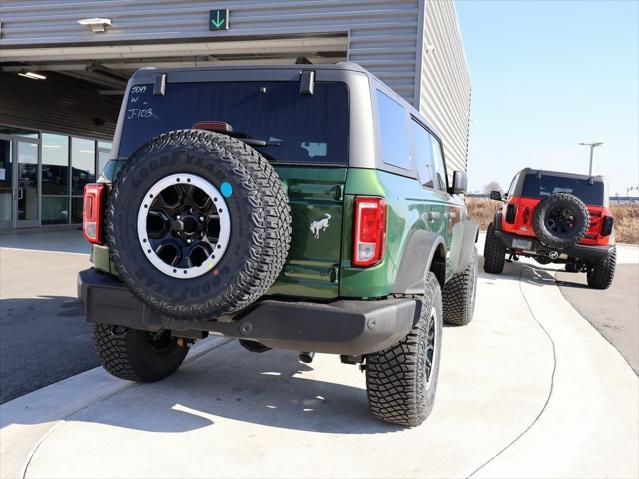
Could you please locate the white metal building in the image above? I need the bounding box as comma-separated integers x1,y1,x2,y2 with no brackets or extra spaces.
0,0,470,230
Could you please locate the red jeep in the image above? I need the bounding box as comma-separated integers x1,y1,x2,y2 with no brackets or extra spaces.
483,168,616,289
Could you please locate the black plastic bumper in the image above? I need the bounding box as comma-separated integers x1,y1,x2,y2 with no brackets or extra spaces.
494,230,615,260
77,268,420,355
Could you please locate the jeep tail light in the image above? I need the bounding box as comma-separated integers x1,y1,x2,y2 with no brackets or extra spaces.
83,183,105,244
601,216,614,237
353,197,387,267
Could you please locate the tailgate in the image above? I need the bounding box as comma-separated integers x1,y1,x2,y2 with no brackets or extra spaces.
267,166,347,299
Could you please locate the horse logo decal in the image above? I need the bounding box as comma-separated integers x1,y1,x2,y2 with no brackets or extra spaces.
310,213,331,239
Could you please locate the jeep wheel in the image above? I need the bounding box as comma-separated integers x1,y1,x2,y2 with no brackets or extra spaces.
365,272,443,427
107,130,291,319
532,193,590,249
442,247,478,326
587,247,616,290
93,324,188,382
483,222,506,274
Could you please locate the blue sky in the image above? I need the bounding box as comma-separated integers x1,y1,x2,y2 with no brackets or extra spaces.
456,0,638,196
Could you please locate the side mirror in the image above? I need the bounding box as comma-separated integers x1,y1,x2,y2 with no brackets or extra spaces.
490,190,503,201
450,170,467,195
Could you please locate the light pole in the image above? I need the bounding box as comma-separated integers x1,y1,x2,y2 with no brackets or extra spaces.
579,141,603,176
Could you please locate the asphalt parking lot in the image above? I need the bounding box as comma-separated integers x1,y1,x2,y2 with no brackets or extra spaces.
0,231,637,478
0,231,95,403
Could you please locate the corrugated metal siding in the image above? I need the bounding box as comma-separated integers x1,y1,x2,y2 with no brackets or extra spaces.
418,0,471,176
0,73,120,139
0,0,419,103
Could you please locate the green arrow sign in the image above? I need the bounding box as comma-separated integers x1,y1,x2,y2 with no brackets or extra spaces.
209,9,229,31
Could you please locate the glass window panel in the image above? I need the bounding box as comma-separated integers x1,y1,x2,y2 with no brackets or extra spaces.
71,197,84,224
430,137,447,191
0,140,12,225
411,120,435,188
17,142,39,221
97,141,112,175
117,82,349,165
42,196,69,225
42,133,69,195
71,138,95,195
375,90,411,170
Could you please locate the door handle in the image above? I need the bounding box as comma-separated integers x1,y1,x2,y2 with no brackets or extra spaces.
17,187,24,200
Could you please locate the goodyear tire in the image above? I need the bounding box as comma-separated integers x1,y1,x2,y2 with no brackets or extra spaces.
442,247,478,326
587,247,616,289
93,324,188,382
483,222,506,274
532,193,590,249
365,272,443,427
107,130,291,319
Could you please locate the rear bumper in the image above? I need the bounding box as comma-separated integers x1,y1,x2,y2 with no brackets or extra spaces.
494,230,614,260
77,268,419,355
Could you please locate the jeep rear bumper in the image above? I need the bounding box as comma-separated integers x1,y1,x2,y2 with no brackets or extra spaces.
77,268,420,356
493,230,615,260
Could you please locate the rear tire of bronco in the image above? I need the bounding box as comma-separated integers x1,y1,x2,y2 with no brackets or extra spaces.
442,247,478,326
93,324,188,382
107,130,291,320
483,222,506,274
586,247,616,290
365,272,443,427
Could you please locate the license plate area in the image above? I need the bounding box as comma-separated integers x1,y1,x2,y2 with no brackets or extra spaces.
512,238,532,250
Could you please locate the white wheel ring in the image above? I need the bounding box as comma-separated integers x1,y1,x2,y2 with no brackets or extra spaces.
136,173,231,279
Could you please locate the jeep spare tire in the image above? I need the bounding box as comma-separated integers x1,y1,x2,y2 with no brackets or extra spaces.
532,193,590,249
107,130,291,319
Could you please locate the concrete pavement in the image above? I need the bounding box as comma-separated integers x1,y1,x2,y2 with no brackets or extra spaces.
1,250,637,478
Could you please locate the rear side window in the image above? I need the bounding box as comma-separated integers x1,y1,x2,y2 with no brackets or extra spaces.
118,81,348,164
430,136,447,190
411,119,436,188
376,90,411,170
521,174,604,205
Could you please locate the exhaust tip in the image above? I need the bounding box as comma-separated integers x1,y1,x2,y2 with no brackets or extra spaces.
298,351,315,364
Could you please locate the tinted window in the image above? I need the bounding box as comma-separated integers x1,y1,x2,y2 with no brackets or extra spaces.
42,133,69,195
430,137,447,190
118,82,348,164
376,90,411,170
521,174,604,205
411,120,435,188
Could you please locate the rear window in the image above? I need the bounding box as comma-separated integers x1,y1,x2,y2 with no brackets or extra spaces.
118,81,349,164
521,174,604,205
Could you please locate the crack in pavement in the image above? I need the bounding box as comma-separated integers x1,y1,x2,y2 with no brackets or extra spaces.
467,264,558,478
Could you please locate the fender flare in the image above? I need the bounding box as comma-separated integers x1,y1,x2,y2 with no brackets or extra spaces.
494,212,504,231
452,221,479,274
392,230,446,295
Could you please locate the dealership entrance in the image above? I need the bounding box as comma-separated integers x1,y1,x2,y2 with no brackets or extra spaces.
0,127,111,230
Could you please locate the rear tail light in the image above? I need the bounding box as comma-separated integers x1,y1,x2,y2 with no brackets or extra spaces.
601,216,614,237
83,183,105,244
353,196,387,267
505,204,517,224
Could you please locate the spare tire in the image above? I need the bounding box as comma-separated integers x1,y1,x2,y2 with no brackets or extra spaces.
532,193,589,249
106,129,291,319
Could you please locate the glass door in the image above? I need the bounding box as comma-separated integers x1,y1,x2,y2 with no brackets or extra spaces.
14,138,40,228
0,138,12,229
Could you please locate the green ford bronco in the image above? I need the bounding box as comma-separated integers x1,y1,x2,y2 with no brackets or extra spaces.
78,63,479,427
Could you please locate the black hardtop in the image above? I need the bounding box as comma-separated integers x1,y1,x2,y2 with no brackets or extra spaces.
515,167,606,184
